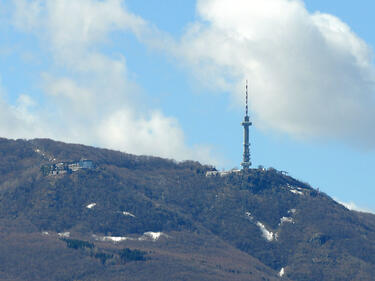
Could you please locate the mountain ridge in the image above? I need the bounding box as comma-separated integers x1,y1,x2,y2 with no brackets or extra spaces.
0,137,374,281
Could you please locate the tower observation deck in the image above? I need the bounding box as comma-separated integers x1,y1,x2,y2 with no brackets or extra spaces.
241,81,252,170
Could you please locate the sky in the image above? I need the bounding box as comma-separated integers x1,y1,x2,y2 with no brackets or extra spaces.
0,0,374,213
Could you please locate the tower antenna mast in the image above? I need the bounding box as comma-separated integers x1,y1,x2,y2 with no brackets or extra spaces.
241,80,252,170
246,80,248,116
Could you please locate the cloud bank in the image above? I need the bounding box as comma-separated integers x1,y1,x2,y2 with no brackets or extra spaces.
4,0,375,166
176,0,375,146
6,0,216,164
0,84,45,139
336,199,374,214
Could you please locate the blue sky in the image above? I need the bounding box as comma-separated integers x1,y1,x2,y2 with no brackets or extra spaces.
1,0,375,212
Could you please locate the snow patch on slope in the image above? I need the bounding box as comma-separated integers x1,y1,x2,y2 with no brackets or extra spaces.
34,148,55,161
122,211,135,217
287,184,305,195
247,210,298,241
290,189,304,195
86,203,96,209
256,222,277,242
93,232,169,243
245,211,254,221
93,234,133,243
279,267,285,277
280,216,294,225
139,232,168,241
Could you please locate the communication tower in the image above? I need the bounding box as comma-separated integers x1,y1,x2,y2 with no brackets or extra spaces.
241,81,252,170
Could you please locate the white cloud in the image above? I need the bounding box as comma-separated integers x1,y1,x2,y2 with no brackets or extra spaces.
97,109,214,160
0,83,45,139
336,199,374,214
9,0,375,164
6,0,218,164
12,0,43,31
174,0,375,147
12,0,146,52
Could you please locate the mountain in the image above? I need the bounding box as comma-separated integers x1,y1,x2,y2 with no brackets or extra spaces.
0,137,374,281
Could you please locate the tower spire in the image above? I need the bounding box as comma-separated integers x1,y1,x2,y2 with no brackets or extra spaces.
241,80,252,170
246,80,248,116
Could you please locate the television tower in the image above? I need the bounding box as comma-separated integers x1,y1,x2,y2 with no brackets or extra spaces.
241,80,252,170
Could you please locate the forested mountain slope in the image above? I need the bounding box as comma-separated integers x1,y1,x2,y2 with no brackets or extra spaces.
0,138,374,281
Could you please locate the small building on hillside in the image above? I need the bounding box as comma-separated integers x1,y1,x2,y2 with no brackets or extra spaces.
41,159,94,176
206,169,241,177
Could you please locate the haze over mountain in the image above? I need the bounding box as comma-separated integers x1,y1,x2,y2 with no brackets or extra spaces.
0,137,374,281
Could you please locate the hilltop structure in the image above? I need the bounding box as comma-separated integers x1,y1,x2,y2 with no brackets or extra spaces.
41,159,94,176
241,81,252,170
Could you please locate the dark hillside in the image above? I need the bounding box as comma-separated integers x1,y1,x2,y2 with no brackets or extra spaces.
0,138,374,281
